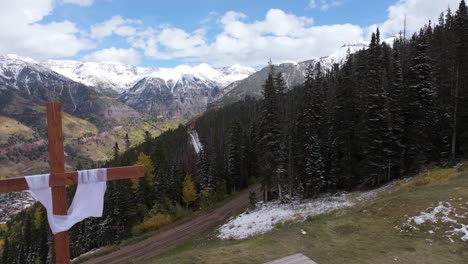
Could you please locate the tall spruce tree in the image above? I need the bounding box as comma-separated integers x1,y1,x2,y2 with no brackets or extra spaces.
227,119,242,193
405,30,438,169
258,65,286,201
296,65,326,197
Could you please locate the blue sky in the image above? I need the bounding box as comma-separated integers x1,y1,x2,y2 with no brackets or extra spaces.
0,0,462,67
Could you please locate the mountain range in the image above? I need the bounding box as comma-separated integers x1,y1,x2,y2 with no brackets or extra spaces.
212,41,368,106
0,41,367,177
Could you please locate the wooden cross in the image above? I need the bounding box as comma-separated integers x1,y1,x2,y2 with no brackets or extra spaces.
0,102,144,264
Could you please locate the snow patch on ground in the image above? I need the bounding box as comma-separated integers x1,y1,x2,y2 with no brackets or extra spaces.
71,247,103,261
401,199,468,242
218,193,354,239
217,181,401,240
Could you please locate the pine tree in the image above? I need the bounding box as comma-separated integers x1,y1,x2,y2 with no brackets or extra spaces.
124,133,130,150
331,53,358,189
388,42,406,177
455,0,468,158
135,153,155,220
248,191,257,212
361,30,389,186
227,119,242,193
197,148,212,192
258,65,285,201
405,30,438,169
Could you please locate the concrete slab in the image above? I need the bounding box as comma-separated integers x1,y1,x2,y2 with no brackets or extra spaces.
264,253,317,264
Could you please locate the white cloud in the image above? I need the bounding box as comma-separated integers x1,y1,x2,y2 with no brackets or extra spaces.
82,47,141,65
309,0,343,11
90,16,139,39
370,0,460,38
63,0,94,7
0,0,92,59
124,8,363,66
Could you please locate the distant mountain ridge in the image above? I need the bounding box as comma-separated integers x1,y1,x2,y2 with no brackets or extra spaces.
0,41,367,119
212,41,368,106
44,60,255,96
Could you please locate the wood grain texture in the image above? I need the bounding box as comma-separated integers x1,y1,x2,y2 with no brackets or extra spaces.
0,166,145,193
0,102,145,264
46,102,70,264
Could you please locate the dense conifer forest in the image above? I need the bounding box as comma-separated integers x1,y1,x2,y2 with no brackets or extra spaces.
2,1,468,262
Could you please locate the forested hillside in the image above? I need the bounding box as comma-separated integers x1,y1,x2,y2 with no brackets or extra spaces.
1,1,468,263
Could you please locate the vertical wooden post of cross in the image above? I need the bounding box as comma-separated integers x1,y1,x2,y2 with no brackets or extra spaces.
46,102,70,264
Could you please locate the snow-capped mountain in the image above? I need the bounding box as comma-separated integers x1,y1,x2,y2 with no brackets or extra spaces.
0,54,139,123
0,54,57,85
0,53,255,119
119,65,221,118
212,41,368,107
116,63,255,117
44,60,255,96
44,60,156,95
319,41,368,69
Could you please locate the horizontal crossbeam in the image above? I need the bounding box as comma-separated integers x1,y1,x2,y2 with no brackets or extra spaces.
0,165,144,193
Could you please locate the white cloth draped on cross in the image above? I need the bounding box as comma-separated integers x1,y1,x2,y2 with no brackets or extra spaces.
25,168,108,234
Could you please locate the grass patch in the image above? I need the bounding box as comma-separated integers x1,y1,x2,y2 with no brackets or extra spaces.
72,190,245,264
140,168,468,264
132,213,173,236
399,166,463,191
0,116,33,144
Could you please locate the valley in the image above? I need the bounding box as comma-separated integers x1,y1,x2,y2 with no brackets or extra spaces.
0,41,357,179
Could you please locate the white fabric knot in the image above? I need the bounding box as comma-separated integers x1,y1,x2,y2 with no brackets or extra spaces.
25,169,107,234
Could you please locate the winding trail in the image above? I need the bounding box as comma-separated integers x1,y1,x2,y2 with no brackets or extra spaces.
81,185,262,264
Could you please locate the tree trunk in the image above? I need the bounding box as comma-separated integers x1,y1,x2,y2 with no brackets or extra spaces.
452,68,459,164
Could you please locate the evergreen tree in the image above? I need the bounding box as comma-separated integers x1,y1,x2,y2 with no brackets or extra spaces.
197,147,212,192
124,133,130,150
227,119,242,193
258,65,285,201
296,64,326,197
405,31,438,169
387,42,406,177
248,191,257,212
455,0,468,158
135,153,155,220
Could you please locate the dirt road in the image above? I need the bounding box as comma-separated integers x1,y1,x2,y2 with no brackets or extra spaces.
82,185,262,264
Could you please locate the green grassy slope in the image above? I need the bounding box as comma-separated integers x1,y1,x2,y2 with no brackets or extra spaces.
0,102,179,177
142,167,468,264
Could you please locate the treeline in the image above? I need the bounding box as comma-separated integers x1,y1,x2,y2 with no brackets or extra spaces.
2,1,468,262
193,0,468,200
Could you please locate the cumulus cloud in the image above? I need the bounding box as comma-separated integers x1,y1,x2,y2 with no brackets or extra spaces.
90,16,139,39
0,0,92,59
121,8,363,66
62,0,94,7
82,47,141,65
369,0,460,38
5,0,460,67
309,0,343,11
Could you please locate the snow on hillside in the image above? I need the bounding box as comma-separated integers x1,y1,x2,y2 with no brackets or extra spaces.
218,182,398,240
319,41,368,69
147,64,255,88
401,199,468,242
45,60,155,93
218,193,353,240
216,64,256,87
0,54,54,83
45,60,254,94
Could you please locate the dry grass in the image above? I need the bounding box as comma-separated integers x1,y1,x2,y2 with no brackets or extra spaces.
0,116,33,144
400,165,464,192
141,167,468,264
131,213,173,236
